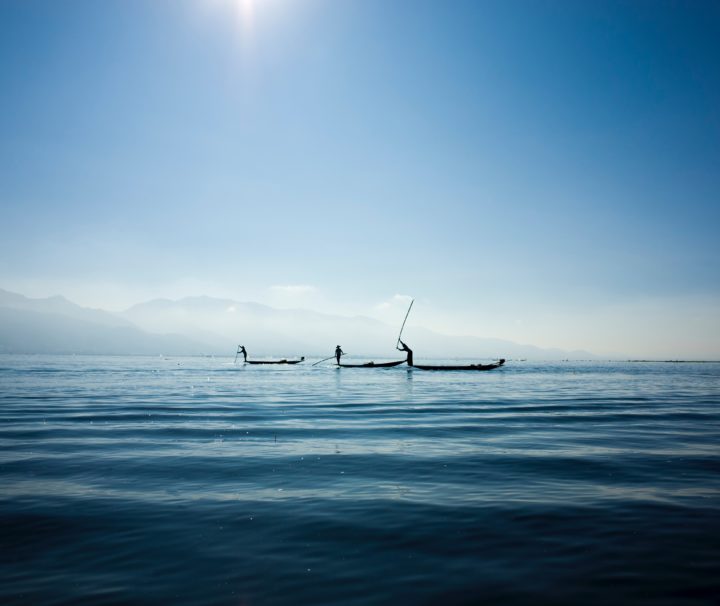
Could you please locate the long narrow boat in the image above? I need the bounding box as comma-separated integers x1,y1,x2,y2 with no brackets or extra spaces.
246,357,305,365
411,359,505,371
337,360,405,368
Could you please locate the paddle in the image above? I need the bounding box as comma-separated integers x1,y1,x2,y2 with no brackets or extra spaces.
396,299,414,348
312,355,341,367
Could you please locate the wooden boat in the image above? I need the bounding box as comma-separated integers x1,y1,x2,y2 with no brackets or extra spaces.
411,359,505,371
245,357,305,365
337,360,405,368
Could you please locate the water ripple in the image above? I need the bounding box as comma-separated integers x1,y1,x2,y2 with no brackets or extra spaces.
1,355,719,605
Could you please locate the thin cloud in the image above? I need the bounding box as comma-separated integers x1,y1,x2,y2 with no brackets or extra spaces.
375,294,413,310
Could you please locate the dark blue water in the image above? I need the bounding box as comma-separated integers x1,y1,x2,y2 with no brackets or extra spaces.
1,355,719,605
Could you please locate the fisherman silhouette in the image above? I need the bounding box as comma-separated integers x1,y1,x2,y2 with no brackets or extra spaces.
335,345,344,364
397,340,413,366
239,345,247,363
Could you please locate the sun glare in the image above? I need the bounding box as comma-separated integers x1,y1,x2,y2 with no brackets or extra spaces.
237,0,255,24
201,0,290,40
202,0,258,33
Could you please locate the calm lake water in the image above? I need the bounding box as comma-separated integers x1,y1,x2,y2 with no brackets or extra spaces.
1,355,719,605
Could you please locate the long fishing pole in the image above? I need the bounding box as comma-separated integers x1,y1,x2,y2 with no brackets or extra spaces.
396,299,414,347
312,355,338,367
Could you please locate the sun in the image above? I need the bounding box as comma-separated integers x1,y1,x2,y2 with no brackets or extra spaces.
236,0,255,21
202,0,284,42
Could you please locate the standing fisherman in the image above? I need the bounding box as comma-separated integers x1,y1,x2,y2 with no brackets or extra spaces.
238,345,247,363
397,340,413,366
335,345,345,365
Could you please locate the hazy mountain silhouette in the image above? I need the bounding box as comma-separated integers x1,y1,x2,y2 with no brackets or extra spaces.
0,288,598,359
121,295,597,359
0,289,203,355
0,288,131,328
122,296,396,357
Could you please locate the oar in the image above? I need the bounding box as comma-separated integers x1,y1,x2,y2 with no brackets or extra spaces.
313,352,350,366
312,355,337,367
234,345,241,364
396,299,414,347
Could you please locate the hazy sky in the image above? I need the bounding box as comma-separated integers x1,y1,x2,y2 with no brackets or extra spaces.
1,0,719,358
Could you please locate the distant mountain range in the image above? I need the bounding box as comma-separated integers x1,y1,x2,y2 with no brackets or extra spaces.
0,288,597,359
0,289,203,355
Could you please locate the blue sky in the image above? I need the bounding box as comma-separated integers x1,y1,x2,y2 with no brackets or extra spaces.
1,0,719,357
